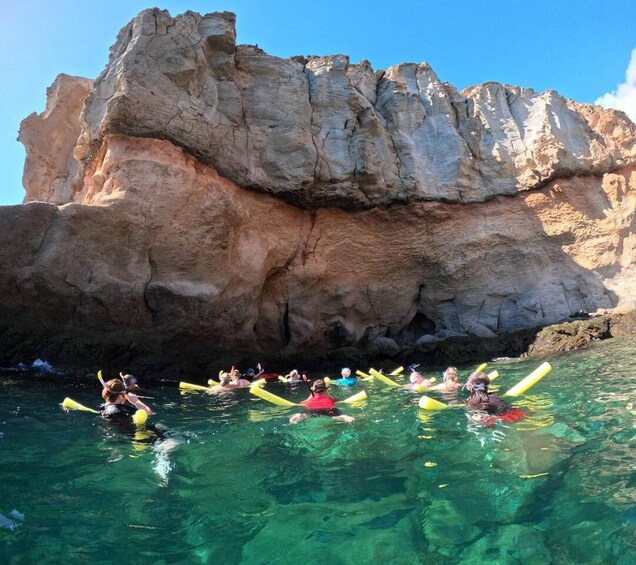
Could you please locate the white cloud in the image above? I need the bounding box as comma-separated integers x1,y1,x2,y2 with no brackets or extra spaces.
595,48,636,122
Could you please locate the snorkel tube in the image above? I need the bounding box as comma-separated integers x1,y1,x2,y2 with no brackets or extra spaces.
302,374,315,397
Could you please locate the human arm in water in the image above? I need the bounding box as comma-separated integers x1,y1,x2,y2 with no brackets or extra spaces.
125,392,154,415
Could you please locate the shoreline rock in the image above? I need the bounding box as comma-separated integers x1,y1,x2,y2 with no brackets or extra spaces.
2,8,636,377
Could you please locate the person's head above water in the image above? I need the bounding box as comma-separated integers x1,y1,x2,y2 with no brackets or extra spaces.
443,367,459,383
102,379,127,403
466,372,490,394
121,374,138,390
341,368,352,378
219,373,232,386
312,379,328,393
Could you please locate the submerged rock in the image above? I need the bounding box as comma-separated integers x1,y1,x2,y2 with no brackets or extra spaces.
459,524,550,563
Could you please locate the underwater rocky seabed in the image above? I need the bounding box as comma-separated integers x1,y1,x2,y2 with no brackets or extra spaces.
1,335,636,563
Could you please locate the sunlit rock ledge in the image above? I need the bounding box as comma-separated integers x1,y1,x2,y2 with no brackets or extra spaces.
2,8,636,375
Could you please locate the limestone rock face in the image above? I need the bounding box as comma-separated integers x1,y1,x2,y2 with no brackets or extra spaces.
73,9,636,209
19,74,93,204
5,8,636,372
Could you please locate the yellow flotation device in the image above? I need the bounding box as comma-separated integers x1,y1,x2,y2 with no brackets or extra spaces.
389,366,404,376
62,397,99,413
339,390,367,404
503,362,551,397
369,369,401,387
355,370,374,381
179,381,211,392
132,409,148,426
418,396,450,410
249,386,298,407
62,397,149,426
250,385,367,408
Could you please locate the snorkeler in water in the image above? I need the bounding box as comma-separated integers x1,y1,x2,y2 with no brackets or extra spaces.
288,369,303,382
465,373,526,423
100,378,153,418
333,367,357,387
404,364,433,390
430,366,463,392
228,368,251,387
206,372,234,394
289,379,354,424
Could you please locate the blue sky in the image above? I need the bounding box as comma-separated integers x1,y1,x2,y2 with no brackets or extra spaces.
1,0,635,205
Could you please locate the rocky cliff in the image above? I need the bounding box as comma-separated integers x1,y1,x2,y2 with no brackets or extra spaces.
3,8,636,374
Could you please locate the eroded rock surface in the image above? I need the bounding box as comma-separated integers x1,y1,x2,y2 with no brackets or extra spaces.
19,74,93,204
4,8,636,373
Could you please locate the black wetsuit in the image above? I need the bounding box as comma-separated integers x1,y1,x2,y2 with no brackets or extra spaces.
99,403,136,419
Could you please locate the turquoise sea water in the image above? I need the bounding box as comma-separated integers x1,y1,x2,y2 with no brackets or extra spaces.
2,338,636,564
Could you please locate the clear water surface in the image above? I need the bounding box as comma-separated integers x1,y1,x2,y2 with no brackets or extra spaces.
2,337,636,564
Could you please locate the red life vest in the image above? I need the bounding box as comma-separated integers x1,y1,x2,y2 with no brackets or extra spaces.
481,407,528,425
305,394,336,411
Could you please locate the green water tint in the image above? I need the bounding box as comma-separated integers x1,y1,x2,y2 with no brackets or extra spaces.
2,339,636,563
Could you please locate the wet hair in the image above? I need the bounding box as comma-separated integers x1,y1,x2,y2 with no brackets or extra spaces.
219,373,232,386
102,379,128,403
443,367,459,382
467,373,490,399
312,379,327,393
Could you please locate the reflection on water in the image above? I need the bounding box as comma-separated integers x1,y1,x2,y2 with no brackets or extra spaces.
2,337,636,562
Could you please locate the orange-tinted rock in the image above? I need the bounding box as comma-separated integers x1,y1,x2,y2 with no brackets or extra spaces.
3,9,636,373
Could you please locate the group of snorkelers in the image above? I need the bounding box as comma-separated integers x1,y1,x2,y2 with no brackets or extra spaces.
409,365,523,421
207,367,260,393
407,365,463,392
98,363,521,425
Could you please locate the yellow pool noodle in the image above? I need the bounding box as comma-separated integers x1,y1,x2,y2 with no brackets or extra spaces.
179,381,211,391
369,369,401,387
340,390,367,404
62,397,99,413
418,395,449,410
249,385,298,408
503,362,552,397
